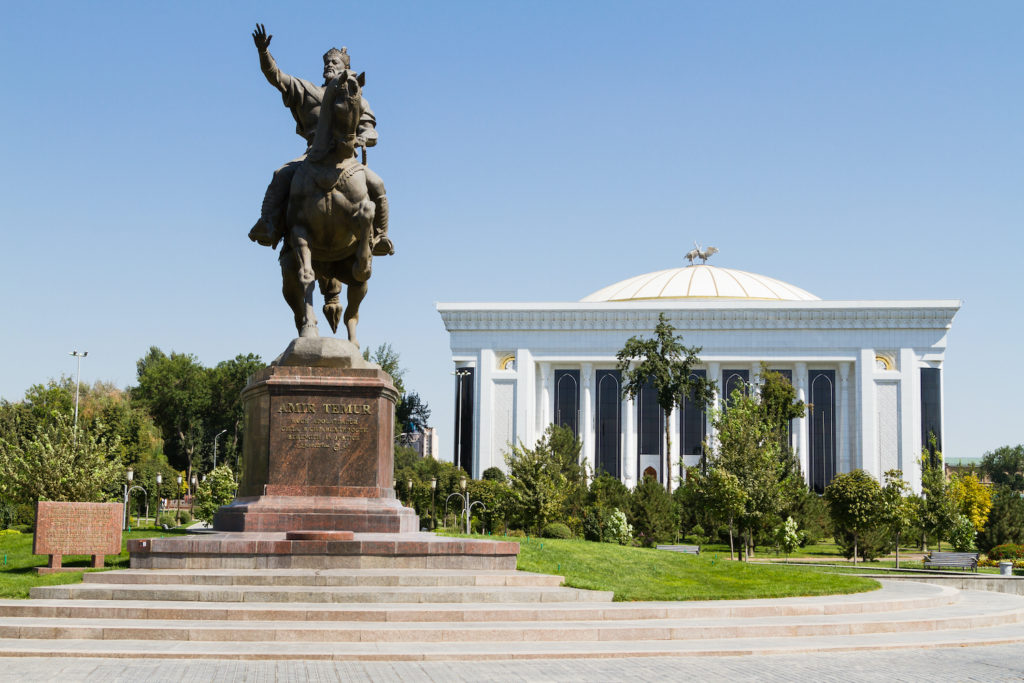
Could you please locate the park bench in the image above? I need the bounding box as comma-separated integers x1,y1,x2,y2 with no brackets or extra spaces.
923,551,978,572
656,544,700,555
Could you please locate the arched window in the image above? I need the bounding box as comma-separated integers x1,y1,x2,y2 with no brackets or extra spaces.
809,370,836,494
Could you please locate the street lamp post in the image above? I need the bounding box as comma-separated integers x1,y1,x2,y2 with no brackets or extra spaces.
445,476,485,535
176,475,183,525
68,350,88,444
122,468,147,531
155,473,163,526
213,429,227,470
190,475,198,518
430,477,437,531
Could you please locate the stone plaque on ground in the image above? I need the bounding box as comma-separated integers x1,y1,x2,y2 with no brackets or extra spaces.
33,501,123,574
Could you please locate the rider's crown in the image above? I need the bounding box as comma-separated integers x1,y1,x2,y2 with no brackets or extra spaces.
323,47,350,69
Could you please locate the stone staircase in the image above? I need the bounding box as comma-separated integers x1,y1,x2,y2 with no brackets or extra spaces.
1,569,1024,659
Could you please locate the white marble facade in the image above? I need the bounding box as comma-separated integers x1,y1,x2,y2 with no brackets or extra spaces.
437,266,959,494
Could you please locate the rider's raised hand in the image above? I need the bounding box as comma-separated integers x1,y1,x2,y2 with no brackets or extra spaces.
252,23,272,52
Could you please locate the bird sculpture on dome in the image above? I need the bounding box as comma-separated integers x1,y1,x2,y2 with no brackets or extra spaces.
684,242,719,265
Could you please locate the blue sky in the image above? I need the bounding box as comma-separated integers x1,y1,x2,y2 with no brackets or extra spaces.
1,1,1021,463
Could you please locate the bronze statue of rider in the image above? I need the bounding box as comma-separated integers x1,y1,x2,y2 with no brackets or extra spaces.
248,23,392,257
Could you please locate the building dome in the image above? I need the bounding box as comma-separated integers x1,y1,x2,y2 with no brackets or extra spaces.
580,265,820,302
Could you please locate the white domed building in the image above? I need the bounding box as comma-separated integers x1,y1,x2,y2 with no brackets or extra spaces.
437,263,959,494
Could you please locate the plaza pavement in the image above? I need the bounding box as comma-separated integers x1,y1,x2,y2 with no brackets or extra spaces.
1,645,1022,682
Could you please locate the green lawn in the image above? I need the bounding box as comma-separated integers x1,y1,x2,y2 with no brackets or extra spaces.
488,535,879,601
0,528,187,599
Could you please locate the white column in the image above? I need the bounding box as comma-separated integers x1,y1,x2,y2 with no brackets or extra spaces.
538,363,552,432
477,349,495,479
856,348,876,476
794,362,809,479
623,392,636,488
706,362,721,455
581,363,595,476
515,348,534,449
899,348,921,493
838,362,850,474
668,409,680,491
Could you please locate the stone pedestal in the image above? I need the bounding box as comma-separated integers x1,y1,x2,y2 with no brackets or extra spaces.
213,361,418,534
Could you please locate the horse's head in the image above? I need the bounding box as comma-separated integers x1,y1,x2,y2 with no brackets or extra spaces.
308,71,366,162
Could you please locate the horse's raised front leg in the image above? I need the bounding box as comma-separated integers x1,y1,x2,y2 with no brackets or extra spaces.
351,198,375,283
344,280,368,346
290,227,318,337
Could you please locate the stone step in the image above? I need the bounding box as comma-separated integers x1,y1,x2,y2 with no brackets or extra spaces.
29,583,613,604
0,590,1017,643
0,582,960,623
2,619,1024,660
81,568,564,588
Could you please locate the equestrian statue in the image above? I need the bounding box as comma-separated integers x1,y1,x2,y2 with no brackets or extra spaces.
247,24,392,345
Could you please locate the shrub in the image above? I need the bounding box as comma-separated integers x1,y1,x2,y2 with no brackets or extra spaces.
836,525,893,562
193,466,237,526
541,522,572,539
481,467,506,483
157,512,177,528
685,524,709,546
987,543,1024,561
948,514,976,552
582,507,608,542
506,529,526,537
977,487,1024,553
629,475,677,547
178,511,193,525
0,528,20,537
606,508,633,545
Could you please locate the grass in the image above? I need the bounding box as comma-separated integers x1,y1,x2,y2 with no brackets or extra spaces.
459,534,880,601
0,528,187,599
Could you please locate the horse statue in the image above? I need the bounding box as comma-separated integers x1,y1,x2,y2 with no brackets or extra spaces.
280,70,377,344
684,243,719,265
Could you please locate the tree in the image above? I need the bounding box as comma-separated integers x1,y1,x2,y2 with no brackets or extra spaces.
824,469,883,565
192,466,237,525
132,347,211,480
976,487,1024,554
757,365,805,477
702,467,747,560
920,445,958,550
396,391,431,433
948,472,992,532
362,343,406,394
775,516,800,561
980,445,1024,492
0,412,123,505
616,313,714,489
708,388,784,559
207,354,266,471
504,424,586,534
880,469,914,568
629,474,677,547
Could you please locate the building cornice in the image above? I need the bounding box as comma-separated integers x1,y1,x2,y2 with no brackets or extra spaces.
436,300,960,332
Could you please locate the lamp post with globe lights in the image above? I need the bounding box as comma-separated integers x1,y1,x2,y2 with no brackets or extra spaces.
445,476,485,535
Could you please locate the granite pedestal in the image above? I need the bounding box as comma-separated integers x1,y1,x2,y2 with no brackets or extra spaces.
131,343,517,568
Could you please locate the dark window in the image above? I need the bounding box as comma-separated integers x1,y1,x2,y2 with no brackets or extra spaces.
554,370,580,438
596,370,621,478
680,369,707,473
453,368,475,475
637,378,664,483
722,369,749,409
808,370,836,494
921,368,942,467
